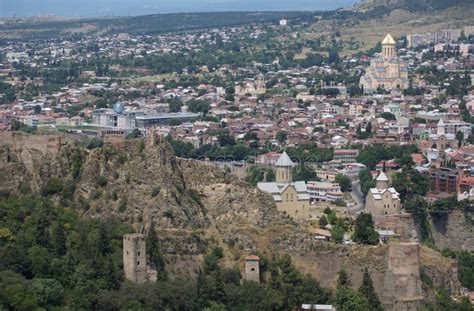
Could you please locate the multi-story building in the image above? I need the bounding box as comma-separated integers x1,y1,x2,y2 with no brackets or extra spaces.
334,149,359,165
407,33,434,48
314,168,338,182
306,181,343,202
439,119,472,138
92,108,140,129
340,163,366,181
458,176,474,194
430,168,460,194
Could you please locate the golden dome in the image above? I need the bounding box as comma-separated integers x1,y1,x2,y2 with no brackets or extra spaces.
382,34,396,45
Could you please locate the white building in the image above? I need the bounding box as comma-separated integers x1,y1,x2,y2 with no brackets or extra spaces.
306,181,343,202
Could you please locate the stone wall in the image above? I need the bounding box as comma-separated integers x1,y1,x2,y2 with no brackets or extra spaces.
373,213,418,241
383,242,423,311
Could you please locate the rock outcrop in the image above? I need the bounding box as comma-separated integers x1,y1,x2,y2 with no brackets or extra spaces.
0,132,465,310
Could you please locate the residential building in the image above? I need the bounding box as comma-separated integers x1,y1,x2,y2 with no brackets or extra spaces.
333,149,359,165
306,181,343,202
430,168,460,194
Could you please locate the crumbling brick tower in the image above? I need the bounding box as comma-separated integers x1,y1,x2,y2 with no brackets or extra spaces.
123,233,147,283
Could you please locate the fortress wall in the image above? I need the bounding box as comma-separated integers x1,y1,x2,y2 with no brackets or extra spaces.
383,242,423,311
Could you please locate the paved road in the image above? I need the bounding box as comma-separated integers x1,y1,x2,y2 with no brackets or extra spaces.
350,180,365,214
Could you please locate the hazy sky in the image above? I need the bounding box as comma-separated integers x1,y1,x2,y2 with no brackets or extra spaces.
0,0,359,17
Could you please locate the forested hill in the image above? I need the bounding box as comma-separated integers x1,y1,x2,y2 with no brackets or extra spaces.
0,11,319,42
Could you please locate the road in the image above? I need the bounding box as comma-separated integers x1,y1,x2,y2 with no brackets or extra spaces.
350,180,365,214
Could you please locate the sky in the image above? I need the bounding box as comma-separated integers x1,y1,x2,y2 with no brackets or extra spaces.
0,0,359,17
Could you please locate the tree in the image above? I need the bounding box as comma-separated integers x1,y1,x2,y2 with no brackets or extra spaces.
126,129,142,139
292,165,317,182
147,221,166,280
168,97,183,112
97,223,111,256
53,223,66,257
187,99,210,114
335,287,370,311
359,168,375,196
337,269,351,288
352,213,379,245
381,112,396,120
331,224,345,244
217,131,235,147
456,131,464,148
34,105,42,114
358,268,382,310
319,215,328,228
276,131,287,144
30,278,65,307
335,174,352,192
41,178,63,196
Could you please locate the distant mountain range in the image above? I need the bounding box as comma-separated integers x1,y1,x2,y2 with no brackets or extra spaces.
0,0,357,17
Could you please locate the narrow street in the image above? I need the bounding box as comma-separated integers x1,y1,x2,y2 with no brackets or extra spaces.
350,180,365,214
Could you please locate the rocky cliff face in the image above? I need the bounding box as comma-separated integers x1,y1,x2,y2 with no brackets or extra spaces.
0,132,464,309
430,211,474,252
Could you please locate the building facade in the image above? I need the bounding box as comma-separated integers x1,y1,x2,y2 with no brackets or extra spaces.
123,233,147,283
360,34,409,93
245,255,260,283
257,152,310,220
306,181,343,202
333,149,359,165
365,171,402,216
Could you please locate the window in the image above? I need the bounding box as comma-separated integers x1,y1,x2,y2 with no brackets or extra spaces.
138,252,140,256
137,261,140,266
251,268,255,271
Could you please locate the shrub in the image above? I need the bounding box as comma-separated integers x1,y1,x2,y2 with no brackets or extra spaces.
41,178,63,196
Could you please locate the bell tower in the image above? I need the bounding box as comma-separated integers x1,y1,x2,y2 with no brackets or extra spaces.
381,34,397,58
275,152,294,184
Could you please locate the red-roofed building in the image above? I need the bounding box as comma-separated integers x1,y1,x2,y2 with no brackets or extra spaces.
458,176,474,194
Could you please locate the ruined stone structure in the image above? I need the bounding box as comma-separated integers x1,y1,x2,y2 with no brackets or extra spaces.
123,233,147,283
245,255,260,283
383,242,423,310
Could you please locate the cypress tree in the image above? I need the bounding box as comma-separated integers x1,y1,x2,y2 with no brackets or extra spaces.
98,222,110,256
53,223,67,256
146,221,166,280
359,268,382,310
337,269,351,288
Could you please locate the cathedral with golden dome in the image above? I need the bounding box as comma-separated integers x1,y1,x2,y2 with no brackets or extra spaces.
360,34,409,93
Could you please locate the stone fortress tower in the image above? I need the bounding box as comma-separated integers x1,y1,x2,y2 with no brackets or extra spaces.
383,242,423,310
245,255,260,283
123,233,147,283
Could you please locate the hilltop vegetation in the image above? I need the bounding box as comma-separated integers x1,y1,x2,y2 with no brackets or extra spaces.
357,0,472,11
0,11,317,42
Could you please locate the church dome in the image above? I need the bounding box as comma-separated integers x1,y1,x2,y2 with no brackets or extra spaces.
382,34,396,45
113,102,125,114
